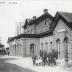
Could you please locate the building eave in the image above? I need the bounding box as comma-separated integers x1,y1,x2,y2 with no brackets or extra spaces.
7,30,53,43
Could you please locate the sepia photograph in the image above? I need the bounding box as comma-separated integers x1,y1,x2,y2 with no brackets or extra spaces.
0,0,72,72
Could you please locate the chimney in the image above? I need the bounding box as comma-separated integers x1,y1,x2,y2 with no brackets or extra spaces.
43,9,48,14
33,16,36,20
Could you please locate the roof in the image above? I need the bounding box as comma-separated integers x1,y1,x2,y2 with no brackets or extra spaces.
23,13,53,29
7,31,53,43
8,11,72,43
50,12,72,31
7,34,40,43
60,12,72,22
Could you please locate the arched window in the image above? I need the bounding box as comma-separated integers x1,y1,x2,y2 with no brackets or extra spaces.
56,38,60,58
64,37,68,42
63,37,68,58
41,43,43,51
46,42,47,44
31,30,32,34
50,41,52,50
45,20,47,25
56,39,60,43
45,42,48,52
30,44,34,54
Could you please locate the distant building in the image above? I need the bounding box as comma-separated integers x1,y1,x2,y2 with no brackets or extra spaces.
8,9,72,60
6,47,10,55
0,43,5,55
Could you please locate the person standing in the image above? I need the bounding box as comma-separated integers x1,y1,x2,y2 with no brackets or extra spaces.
32,54,36,66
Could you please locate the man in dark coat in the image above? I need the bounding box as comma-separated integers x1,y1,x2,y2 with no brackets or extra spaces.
48,51,56,66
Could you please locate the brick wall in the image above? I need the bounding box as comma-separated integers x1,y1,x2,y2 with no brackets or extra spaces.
24,24,36,34
36,18,52,34
24,38,40,56
40,36,53,53
53,18,72,59
24,18,52,34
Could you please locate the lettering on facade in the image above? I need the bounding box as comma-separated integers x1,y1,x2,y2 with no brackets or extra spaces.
58,29,65,33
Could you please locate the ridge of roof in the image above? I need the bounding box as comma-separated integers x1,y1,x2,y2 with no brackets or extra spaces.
59,12,72,22
23,13,53,29
50,11,72,31
29,13,53,25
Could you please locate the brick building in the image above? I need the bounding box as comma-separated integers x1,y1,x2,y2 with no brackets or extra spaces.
8,9,72,60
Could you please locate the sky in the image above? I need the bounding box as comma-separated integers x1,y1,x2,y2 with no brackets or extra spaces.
0,0,72,47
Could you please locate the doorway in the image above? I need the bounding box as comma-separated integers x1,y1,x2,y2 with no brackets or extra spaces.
30,44,34,55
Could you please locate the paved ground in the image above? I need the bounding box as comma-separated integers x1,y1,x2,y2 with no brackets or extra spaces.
0,55,72,72
0,56,36,72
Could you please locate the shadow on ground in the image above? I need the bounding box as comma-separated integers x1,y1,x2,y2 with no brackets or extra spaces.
0,57,36,72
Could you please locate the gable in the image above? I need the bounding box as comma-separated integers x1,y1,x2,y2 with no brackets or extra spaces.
36,17,52,34
54,18,71,34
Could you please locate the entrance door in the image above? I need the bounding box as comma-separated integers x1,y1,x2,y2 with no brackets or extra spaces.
30,44,34,55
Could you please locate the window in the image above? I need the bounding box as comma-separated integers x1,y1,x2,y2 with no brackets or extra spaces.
31,30,32,34
50,41,52,44
15,44,16,48
41,43,43,50
45,42,48,52
56,39,60,58
28,31,29,33
50,41,52,50
41,43,43,45
46,42,48,44
45,20,47,25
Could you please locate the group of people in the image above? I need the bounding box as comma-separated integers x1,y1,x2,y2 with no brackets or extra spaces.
32,49,58,66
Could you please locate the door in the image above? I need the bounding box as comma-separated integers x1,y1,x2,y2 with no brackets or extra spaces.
30,44,34,55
